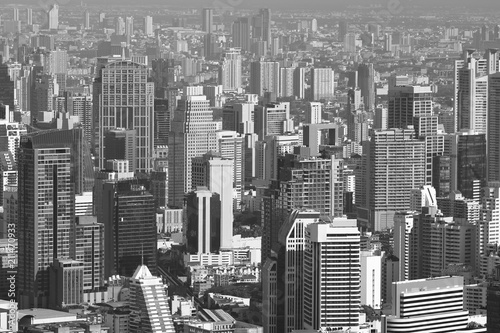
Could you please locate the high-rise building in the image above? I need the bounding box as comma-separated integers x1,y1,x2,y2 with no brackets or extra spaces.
310,68,334,101
388,85,433,129
114,17,125,35
250,61,280,97
357,63,375,111
67,93,93,144
143,16,153,36
26,8,32,26
84,10,90,30
215,131,244,208
232,17,250,51
0,63,15,113
488,72,500,183
338,19,348,42
168,89,220,208
129,265,175,333
49,259,84,309
101,179,157,278
13,7,19,21
103,128,136,173
360,250,382,309
254,102,293,140
382,276,469,333
73,216,104,292
259,8,272,44
47,4,58,29
202,8,214,33
219,48,242,92
262,209,321,333
222,99,255,135
454,49,499,133
18,130,76,309
185,187,222,254
358,128,426,231
94,59,155,173
125,16,134,36
280,66,296,98
344,32,356,53
306,102,322,124
191,152,233,250
303,220,360,331
293,67,306,99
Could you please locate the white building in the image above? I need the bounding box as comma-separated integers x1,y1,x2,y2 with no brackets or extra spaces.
306,102,322,124
360,250,382,310
219,48,242,92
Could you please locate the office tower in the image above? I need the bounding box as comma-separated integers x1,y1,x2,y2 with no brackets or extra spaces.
303,220,360,331
278,152,344,217
280,66,296,98
153,99,169,147
202,8,214,33
84,10,90,30
310,68,335,101
0,63,15,112
259,8,272,44
256,134,300,181
306,102,322,124
185,187,222,254
168,90,220,208
250,61,280,97
358,128,426,231
357,63,375,111
388,85,433,129
232,17,250,51
449,131,486,201
488,72,500,182
222,100,255,135
129,264,175,333
67,94,93,143
360,250,382,309
151,58,175,97
254,102,292,140
26,8,32,25
477,186,500,276
454,49,499,133
262,209,321,333
219,48,242,92
393,212,416,282
18,130,76,309
49,259,84,309
344,32,356,53
123,16,133,37
383,277,469,333
31,34,55,50
488,279,500,332
95,59,154,173
191,152,233,250
115,17,125,35
144,16,153,36
101,179,156,278
13,7,19,21
73,216,104,292
293,67,306,99
103,129,136,172
215,131,244,208
338,19,348,42
384,33,392,52
47,4,58,29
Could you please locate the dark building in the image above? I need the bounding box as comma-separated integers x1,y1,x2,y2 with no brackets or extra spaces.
102,179,157,278
154,99,169,147
338,19,348,43
357,63,375,111
185,187,221,254
0,62,15,114
103,128,136,173
151,59,175,98
432,155,451,197
455,133,486,201
487,267,500,333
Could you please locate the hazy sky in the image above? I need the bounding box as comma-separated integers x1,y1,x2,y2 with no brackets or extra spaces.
1,0,500,10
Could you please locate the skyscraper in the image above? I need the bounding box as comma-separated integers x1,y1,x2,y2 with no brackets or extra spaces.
357,63,375,111
388,85,433,130
303,219,361,331
125,16,134,36
129,265,175,333
202,8,214,33
168,89,220,208
250,61,280,97
47,4,58,29
254,102,293,140
191,152,233,250
115,17,125,35
306,102,322,124
259,8,272,44
488,72,500,182
26,8,32,25
18,130,76,308
310,68,335,101
219,48,242,92
358,128,426,231
338,19,348,42
185,187,222,254
95,59,155,173
84,10,90,30
101,178,157,278
143,16,153,36
103,128,136,172
232,17,250,51
344,32,356,53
